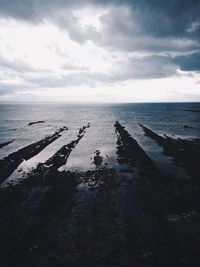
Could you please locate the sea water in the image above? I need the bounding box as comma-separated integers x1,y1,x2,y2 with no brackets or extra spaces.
0,102,199,177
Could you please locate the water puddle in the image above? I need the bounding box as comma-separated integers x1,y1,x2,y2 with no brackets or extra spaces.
59,122,120,172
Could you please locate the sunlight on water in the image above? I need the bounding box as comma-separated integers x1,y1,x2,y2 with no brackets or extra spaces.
0,102,199,182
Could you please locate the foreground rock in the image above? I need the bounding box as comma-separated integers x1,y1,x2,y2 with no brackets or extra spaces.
1,166,198,267
0,122,200,267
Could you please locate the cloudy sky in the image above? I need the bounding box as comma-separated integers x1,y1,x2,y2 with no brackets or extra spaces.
0,0,200,102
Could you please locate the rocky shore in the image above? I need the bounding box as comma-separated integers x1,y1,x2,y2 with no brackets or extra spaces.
0,121,200,267
0,127,68,183
139,123,200,179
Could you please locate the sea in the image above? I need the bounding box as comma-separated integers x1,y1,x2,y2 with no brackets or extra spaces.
0,102,199,181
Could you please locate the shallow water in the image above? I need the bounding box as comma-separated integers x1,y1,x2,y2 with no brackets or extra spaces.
0,102,199,179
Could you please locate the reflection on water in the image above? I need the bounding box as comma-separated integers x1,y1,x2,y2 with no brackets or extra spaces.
0,102,199,178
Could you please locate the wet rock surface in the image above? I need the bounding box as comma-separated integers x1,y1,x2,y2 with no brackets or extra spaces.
0,168,199,267
28,124,90,179
0,127,68,183
28,121,46,126
115,121,163,179
138,123,200,264
139,123,200,180
0,121,200,267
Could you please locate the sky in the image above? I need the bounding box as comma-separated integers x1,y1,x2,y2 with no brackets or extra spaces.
0,0,200,102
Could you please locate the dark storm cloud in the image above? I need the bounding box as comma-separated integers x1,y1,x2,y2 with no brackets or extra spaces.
0,0,200,37
127,0,200,38
0,0,200,33
112,55,177,80
50,10,99,44
173,52,200,71
0,0,198,54
0,0,200,81
98,7,200,53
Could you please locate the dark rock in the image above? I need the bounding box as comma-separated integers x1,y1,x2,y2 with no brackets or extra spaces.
0,126,68,183
28,121,45,126
0,140,15,149
139,123,200,180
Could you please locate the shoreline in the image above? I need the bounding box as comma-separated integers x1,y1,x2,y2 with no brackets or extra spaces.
0,121,200,266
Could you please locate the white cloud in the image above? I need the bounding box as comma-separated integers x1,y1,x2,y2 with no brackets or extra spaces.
0,3,199,102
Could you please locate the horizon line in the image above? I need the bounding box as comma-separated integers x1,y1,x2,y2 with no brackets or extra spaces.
0,100,200,104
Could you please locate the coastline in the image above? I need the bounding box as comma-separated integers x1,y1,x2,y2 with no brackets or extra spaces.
0,120,200,266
